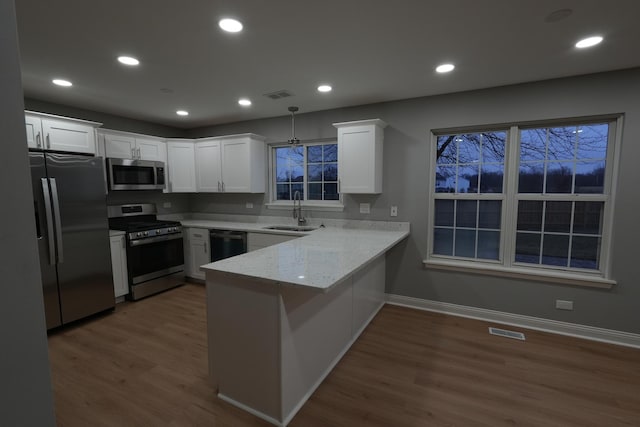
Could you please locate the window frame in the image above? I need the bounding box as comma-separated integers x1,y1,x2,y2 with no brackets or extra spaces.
425,115,623,288
266,140,344,211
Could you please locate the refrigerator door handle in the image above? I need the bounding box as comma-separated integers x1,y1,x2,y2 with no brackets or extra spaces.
50,178,64,264
41,178,57,265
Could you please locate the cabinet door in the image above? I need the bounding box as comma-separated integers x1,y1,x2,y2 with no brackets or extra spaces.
195,140,223,192
25,115,43,149
42,118,96,154
109,235,129,298
221,138,251,192
137,137,167,162
104,134,136,158
187,228,209,280
167,141,196,192
336,120,385,194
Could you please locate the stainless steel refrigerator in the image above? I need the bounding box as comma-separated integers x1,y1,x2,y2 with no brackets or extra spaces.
30,151,114,330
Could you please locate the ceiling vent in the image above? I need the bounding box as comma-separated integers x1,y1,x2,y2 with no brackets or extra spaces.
264,90,294,100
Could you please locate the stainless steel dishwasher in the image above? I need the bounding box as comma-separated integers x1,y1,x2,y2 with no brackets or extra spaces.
209,229,248,262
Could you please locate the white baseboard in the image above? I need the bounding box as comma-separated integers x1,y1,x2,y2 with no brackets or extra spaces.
386,294,640,349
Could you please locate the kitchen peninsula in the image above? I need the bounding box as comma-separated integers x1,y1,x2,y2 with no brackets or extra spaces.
199,220,409,426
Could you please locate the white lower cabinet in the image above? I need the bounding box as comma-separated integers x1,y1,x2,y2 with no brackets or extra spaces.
247,232,298,252
109,234,129,299
184,228,210,280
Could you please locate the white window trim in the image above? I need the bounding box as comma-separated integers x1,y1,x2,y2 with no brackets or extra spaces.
268,141,344,211
424,116,623,288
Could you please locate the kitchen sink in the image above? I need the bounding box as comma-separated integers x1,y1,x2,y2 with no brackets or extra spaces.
263,225,317,232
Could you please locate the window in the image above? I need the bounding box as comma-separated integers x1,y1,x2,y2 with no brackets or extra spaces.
427,118,620,286
271,142,340,204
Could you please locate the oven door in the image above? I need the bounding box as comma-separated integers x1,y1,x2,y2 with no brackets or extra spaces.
127,234,184,284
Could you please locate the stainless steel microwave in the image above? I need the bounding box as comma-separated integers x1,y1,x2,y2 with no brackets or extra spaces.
107,158,165,191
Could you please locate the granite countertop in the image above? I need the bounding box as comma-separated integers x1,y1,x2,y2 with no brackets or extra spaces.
190,219,409,291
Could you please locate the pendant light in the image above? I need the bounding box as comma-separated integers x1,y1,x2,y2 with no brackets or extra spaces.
287,106,300,145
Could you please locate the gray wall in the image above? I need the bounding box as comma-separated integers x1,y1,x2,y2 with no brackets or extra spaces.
0,1,56,425
24,98,186,138
188,68,640,334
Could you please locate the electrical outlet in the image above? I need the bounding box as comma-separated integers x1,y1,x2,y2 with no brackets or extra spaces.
359,203,370,214
555,300,574,311
162,202,172,208
390,206,398,217
246,202,254,209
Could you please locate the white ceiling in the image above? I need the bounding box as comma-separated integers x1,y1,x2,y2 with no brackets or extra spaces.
15,0,640,129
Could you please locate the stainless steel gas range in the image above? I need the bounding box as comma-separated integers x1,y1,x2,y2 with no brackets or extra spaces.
108,204,184,300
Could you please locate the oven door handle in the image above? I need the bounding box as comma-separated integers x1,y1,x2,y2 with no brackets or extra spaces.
129,233,183,247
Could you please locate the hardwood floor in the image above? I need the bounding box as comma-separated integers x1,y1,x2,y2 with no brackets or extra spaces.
48,284,640,426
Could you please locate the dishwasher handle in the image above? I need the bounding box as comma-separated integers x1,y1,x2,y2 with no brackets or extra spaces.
210,233,245,240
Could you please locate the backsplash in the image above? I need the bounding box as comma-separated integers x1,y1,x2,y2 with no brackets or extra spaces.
106,191,189,215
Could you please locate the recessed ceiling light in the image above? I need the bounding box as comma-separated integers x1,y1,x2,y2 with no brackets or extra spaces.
219,18,243,33
435,63,455,73
176,110,189,116
238,98,252,107
117,56,140,66
575,36,603,49
52,79,72,87
317,84,332,93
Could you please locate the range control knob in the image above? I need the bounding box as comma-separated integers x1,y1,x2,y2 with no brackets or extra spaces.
144,231,149,236
157,229,161,234
137,232,142,237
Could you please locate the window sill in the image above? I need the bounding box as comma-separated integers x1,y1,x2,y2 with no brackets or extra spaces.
265,201,345,212
422,258,616,289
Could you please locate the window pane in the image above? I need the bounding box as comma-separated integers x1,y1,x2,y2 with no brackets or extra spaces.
544,201,572,233
573,202,603,235
291,183,303,199
457,165,478,193
575,161,605,194
436,135,457,164
456,200,477,228
291,165,304,182
455,229,476,258
481,131,506,164
458,135,480,164
577,124,608,160
515,232,541,264
276,184,290,200
308,183,322,200
434,200,454,227
545,162,573,193
517,201,543,231
433,228,454,256
323,163,338,181
547,127,576,161
520,129,547,162
324,183,339,200
435,165,456,193
518,163,544,193
307,164,322,181
480,163,503,193
323,144,338,162
542,234,569,267
307,145,323,162
477,231,500,260
478,200,501,229
570,236,600,269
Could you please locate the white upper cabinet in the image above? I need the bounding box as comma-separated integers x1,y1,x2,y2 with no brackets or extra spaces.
102,130,166,162
195,134,266,193
333,119,387,194
195,139,223,192
25,112,100,155
166,140,197,192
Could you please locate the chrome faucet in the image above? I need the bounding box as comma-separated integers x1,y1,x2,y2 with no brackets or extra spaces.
293,190,306,225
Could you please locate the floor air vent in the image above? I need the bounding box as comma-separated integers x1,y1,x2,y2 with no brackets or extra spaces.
264,90,293,100
488,327,526,341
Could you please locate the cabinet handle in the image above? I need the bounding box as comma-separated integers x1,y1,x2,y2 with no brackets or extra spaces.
36,132,42,148
217,181,221,192
131,147,135,158
46,134,51,149
204,242,207,253
137,147,141,158
222,181,225,192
